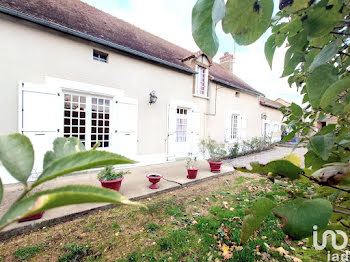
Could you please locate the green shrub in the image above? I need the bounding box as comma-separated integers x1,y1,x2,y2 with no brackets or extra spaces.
200,137,227,162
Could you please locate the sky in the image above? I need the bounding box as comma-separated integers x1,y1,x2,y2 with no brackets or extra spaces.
81,0,302,104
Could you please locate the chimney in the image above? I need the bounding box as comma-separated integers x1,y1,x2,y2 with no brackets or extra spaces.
219,52,235,72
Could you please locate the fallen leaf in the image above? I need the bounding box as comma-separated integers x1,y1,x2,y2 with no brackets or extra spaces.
235,246,243,251
270,247,289,256
291,256,303,262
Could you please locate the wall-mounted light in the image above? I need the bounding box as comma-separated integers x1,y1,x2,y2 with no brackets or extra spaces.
261,113,267,120
149,91,158,105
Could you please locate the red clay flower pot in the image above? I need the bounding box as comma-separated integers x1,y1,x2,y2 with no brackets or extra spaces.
18,212,44,223
208,161,223,173
100,176,124,192
146,173,163,189
187,168,199,179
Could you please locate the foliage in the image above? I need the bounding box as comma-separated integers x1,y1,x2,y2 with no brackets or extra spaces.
200,137,227,162
192,0,350,243
228,137,273,158
186,154,198,169
97,166,130,181
0,134,141,231
14,243,46,260
58,243,91,262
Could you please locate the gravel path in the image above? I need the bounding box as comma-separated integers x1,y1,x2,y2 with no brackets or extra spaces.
225,146,307,169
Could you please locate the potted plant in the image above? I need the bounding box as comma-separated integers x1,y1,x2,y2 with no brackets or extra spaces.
200,137,227,173
97,166,130,192
186,156,198,179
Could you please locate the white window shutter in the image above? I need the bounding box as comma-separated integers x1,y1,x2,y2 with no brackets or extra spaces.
167,103,177,160
113,97,138,158
205,68,209,97
240,115,248,141
189,108,201,156
225,116,232,142
19,83,62,178
194,65,199,95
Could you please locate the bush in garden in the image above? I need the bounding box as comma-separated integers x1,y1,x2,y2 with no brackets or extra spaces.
200,137,227,162
0,135,141,231
192,0,350,244
228,137,273,159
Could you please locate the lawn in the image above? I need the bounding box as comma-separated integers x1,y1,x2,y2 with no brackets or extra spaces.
0,173,326,261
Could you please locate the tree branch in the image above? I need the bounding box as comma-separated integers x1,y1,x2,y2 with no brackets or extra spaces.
300,173,350,193
331,31,350,36
334,208,350,216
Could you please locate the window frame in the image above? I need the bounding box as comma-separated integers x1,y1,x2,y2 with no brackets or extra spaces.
93,49,108,63
63,92,111,149
231,114,239,140
195,65,209,98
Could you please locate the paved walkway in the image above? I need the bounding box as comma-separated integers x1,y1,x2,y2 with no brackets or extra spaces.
0,146,306,239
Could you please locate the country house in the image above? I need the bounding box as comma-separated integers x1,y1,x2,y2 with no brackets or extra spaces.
0,0,284,184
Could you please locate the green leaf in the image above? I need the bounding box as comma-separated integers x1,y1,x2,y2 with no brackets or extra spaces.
304,49,320,70
279,17,302,37
310,41,339,71
282,129,297,143
306,64,338,108
279,0,312,13
290,102,303,119
240,197,276,244
304,151,325,170
320,77,350,109
43,137,86,169
192,0,226,57
265,34,276,69
0,134,34,185
222,0,274,45
236,160,303,180
273,198,333,240
0,185,143,231
320,124,336,135
303,1,344,38
282,48,304,77
33,151,135,187
309,133,335,161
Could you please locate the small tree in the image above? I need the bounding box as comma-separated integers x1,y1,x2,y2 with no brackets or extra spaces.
192,0,350,243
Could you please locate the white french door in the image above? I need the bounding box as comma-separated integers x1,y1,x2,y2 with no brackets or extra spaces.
63,93,112,150
174,107,189,157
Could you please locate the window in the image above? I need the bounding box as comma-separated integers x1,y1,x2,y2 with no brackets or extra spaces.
93,49,108,63
231,114,239,139
64,93,111,149
195,65,208,97
176,108,188,142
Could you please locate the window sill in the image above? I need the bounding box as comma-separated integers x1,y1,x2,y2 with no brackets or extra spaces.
193,94,210,100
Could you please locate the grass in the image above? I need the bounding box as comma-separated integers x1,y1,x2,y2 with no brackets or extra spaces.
57,243,92,262
14,243,46,261
0,174,329,261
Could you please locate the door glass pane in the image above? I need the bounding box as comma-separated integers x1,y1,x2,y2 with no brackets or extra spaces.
91,97,111,148
176,108,187,142
63,93,87,145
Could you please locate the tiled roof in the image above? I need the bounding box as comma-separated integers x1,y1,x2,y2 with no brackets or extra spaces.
0,0,263,96
260,97,284,109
